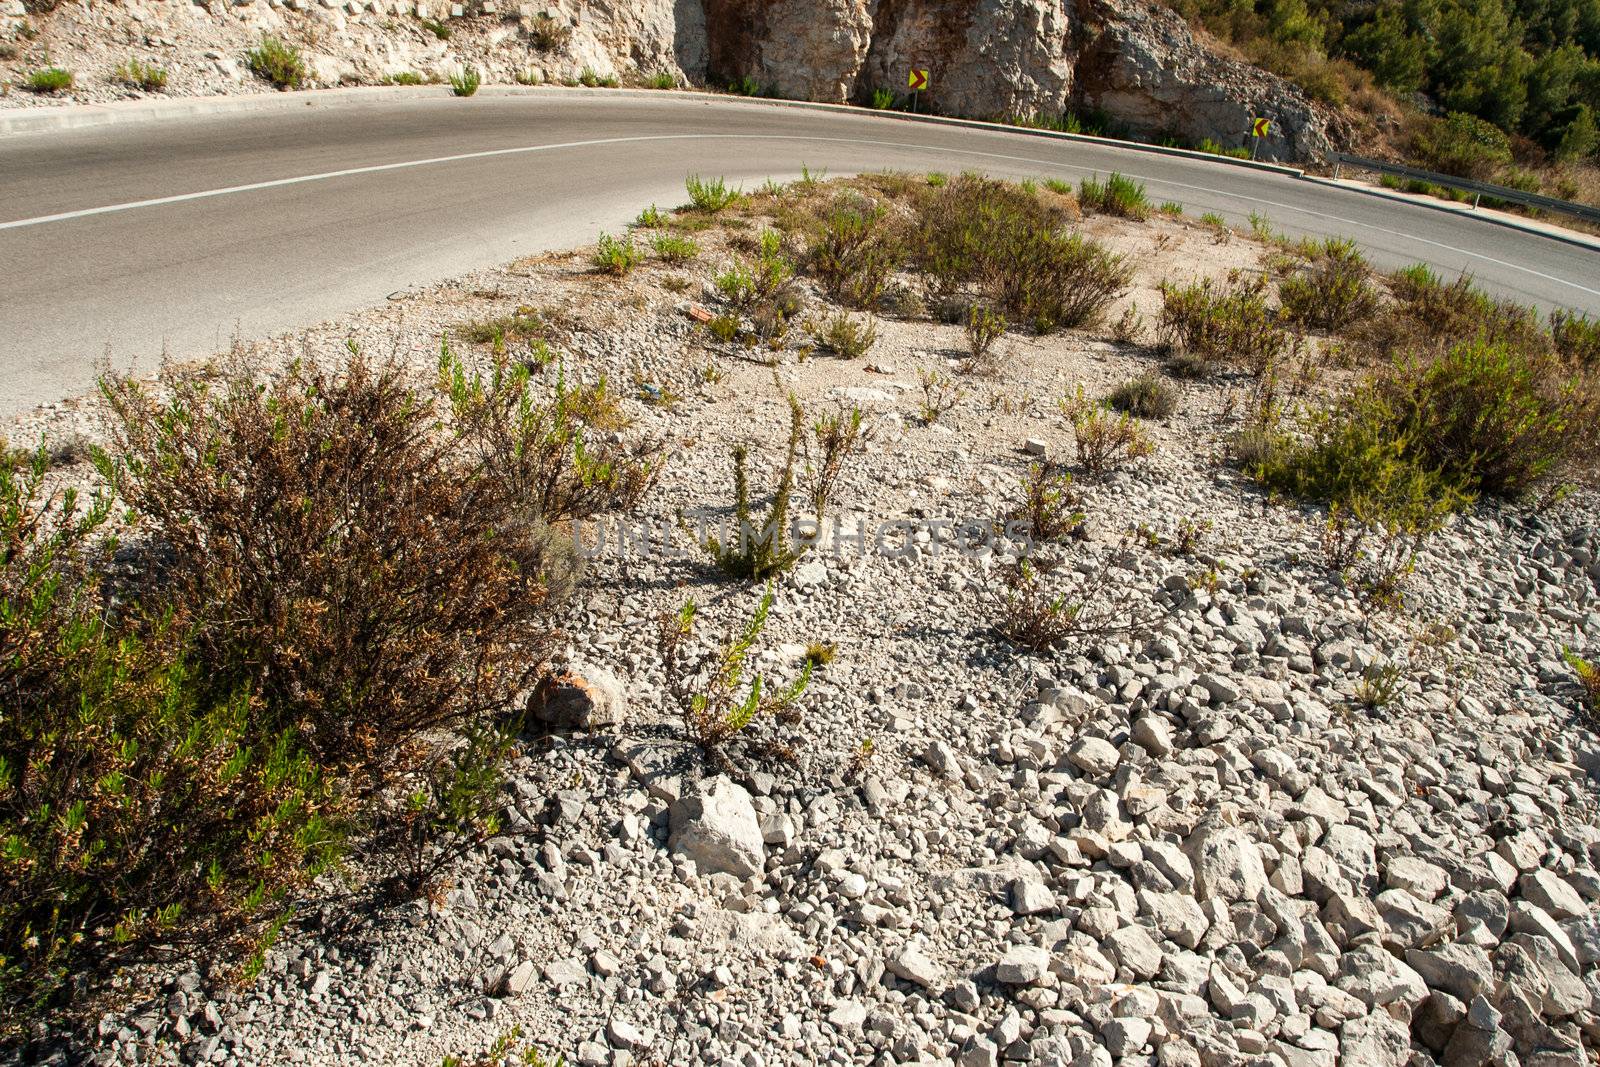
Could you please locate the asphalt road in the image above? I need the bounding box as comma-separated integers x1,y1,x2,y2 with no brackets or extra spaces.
2,89,1597,417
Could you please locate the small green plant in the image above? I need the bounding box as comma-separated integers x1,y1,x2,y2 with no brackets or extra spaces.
449,66,481,97
1078,172,1150,220
514,67,541,86
804,405,869,521
705,312,741,344
593,232,642,275
659,587,812,752
1199,212,1228,231
991,551,1149,652
651,233,699,264
803,641,837,668
646,71,678,90
687,174,739,213
1012,461,1084,543
965,305,1007,371
419,16,451,39
806,198,903,309
245,37,305,90
808,312,878,360
916,367,963,425
578,66,619,88
1550,311,1600,367
25,66,73,93
384,70,428,86
701,397,807,580
871,87,896,110
1564,648,1600,716
528,13,570,51
1159,201,1184,216
1061,387,1155,477
114,58,167,91
635,204,667,228
1107,373,1177,419
728,74,761,96
1355,662,1405,710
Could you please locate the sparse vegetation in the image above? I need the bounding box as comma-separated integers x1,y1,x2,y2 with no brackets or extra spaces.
1355,662,1405,710
25,66,73,93
245,37,305,90
593,233,643,275
1012,462,1085,543
964,305,1007,371
701,398,806,580
916,368,963,425
651,233,700,264
418,16,451,40
659,588,811,753
1108,373,1178,419
449,66,481,97
992,551,1151,652
114,58,167,92
1061,388,1156,477
1566,648,1600,716
687,174,740,213
804,405,870,521
808,312,877,360
1077,173,1150,220
528,14,571,52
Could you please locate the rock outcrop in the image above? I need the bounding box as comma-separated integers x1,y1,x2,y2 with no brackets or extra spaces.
1,0,1339,158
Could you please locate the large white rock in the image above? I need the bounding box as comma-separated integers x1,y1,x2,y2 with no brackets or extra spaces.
1186,823,1267,903
667,776,764,878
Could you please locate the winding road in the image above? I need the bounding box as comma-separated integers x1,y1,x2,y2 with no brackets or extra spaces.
2,88,1596,417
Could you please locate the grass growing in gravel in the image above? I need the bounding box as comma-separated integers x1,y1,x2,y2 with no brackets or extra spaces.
807,312,877,359
1078,172,1150,220
1061,388,1156,477
651,233,700,264
1566,649,1600,715
449,66,481,97
701,398,807,580
24,67,72,93
1107,373,1178,419
113,58,167,92
245,37,305,90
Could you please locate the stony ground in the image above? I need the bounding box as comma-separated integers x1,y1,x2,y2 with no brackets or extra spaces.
11,183,1600,1067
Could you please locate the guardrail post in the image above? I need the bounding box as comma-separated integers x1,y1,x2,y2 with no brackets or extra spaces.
1472,193,1480,210
1333,160,1341,180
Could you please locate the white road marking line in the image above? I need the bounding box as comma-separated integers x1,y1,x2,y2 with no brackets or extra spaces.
3,131,1595,299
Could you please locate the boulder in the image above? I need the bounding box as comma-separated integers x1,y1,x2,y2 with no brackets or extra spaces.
667,776,765,878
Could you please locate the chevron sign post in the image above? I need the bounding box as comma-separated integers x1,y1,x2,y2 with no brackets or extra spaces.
1249,116,1271,158
908,67,928,112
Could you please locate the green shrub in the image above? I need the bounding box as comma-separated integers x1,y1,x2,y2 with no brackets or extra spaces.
1278,238,1379,332
916,368,963,424
528,13,570,52
1551,311,1600,367
1078,173,1150,220
808,312,877,360
418,17,451,39
449,66,481,97
1158,274,1287,376
686,174,739,213
1107,373,1178,419
1348,266,1547,364
578,66,619,88
965,305,1007,369
1061,388,1155,477
439,346,662,523
806,198,904,309
646,71,677,90
592,232,642,275
912,175,1067,297
1373,339,1599,497
651,233,699,263
804,405,869,521
460,306,547,350
990,230,1132,333
245,37,305,90
24,67,72,93
385,70,428,86
1565,648,1600,715
871,87,896,110
1414,112,1513,180
1012,461,1084,542
114,58,167,92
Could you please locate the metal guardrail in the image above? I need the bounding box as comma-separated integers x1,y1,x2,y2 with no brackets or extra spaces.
1329,151,1600,226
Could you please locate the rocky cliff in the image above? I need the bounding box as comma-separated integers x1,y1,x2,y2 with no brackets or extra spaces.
0,0,1340,159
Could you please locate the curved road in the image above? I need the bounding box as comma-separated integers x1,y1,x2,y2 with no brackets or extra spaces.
2,89,1597,416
